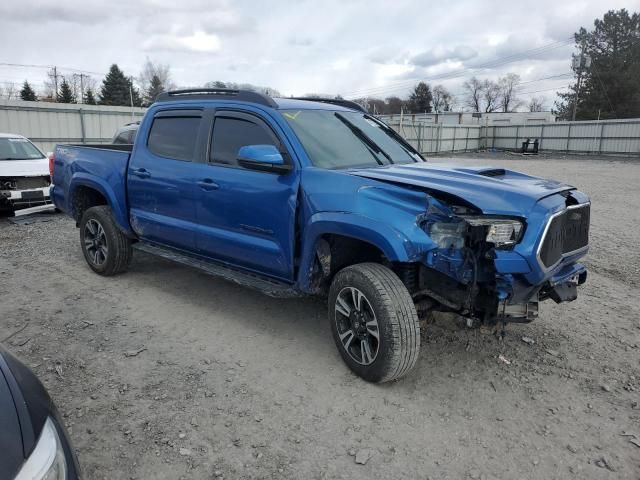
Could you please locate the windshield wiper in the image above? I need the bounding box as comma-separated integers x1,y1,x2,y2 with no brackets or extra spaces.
334,112,393,165
0,157,33,160
364,114,425,162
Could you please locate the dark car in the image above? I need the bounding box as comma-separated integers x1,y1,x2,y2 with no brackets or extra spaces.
0,346,80,479
111,122,139,144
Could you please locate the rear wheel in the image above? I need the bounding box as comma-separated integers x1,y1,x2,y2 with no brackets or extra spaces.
79,206,132,276
328,263,420,383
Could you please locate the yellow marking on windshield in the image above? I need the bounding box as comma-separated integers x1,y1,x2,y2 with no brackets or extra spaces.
284,111,302,120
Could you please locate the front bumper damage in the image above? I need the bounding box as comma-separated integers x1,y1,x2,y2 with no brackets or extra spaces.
0,183,53,213
495,262,587,323
415,198,590,325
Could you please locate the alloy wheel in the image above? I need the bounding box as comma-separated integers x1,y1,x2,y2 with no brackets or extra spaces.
334,286,380,365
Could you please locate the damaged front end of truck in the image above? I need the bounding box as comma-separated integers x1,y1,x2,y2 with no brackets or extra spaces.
414,199,588,326
349,164,591,327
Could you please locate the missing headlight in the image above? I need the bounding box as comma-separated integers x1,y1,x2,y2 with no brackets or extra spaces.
428,221,466,249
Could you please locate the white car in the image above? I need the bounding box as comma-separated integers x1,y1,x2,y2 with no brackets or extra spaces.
0,133,54,215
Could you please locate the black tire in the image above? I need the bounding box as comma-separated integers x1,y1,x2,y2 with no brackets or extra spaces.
328,263,420,383
79,206,132,276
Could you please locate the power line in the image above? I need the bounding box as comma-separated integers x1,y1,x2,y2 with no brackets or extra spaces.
0,62,104,76
342,38,574,99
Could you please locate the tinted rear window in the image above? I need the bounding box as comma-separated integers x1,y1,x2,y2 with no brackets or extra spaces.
148,116,201,161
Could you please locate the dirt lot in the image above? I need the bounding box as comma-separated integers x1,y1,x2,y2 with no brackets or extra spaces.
1,153,639,479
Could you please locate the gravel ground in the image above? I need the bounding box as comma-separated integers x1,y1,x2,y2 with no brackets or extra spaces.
1,153,639,479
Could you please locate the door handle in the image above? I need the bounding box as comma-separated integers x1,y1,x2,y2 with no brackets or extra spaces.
197,178,219,191
131,168,151,179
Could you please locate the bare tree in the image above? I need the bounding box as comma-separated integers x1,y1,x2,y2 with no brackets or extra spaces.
528,96,546,112
3,82,18,100
463,77,483,112
482,79,501,112
432,85,453,112
139,58,175,99
67,74,97,104
498,73,522,112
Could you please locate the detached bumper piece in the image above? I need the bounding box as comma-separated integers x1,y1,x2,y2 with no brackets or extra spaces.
498,301,539,323
541,270,587,304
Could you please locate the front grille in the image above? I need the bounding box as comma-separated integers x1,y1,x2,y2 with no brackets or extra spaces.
538,204,590,269
16,176,51,189
0,176,51,190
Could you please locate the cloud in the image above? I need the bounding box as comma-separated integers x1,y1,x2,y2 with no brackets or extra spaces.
410,46,478,67
0,0,624,100
143,32,222,54
288,37,314,47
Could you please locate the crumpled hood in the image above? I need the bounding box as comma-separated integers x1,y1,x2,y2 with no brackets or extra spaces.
0,158,49,178
349,162,574,215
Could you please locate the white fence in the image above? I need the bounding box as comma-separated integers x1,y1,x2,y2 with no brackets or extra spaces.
388,118,640,156
0,99,146,152
388,122,482,154
1,99,638,156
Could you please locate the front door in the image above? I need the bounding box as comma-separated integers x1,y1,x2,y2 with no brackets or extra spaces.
193,109,298,280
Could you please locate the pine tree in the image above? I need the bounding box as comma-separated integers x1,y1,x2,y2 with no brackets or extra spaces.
99,64,142,107
20,81,37,101
407,82,433,113
554,9,640,120
57,78,76,103
144,75,164,106
84,88,97,105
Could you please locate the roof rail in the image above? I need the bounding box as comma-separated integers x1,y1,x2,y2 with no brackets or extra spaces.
155,89,278,108
289,97,367,113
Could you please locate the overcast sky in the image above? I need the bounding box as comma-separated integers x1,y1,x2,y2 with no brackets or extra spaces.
1,0,638,108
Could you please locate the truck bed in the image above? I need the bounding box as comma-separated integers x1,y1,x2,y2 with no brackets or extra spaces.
50,144,132,230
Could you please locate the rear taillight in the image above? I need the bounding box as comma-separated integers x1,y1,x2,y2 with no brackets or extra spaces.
48,152,55,180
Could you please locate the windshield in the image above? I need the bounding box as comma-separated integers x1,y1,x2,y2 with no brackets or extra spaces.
0,137,45,160
281,109,423,169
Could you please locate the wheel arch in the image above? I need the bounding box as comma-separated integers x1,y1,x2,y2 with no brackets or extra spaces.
68,174,132,235
297,212,417,293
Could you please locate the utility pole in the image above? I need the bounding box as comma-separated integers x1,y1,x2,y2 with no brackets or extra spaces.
129,76,135,122
78,73,88,104
571,41,591,121
48,66,62,101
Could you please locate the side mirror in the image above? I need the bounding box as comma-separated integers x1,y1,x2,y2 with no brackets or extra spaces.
237,145,292,174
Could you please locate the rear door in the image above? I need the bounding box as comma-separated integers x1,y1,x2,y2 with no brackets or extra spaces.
193,109,299,280
127,109,207,251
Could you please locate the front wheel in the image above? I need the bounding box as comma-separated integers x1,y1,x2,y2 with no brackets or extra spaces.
328,263,420,383
79,206,132,276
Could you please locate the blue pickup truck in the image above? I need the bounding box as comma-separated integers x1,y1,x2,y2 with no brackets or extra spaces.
51,89,590,382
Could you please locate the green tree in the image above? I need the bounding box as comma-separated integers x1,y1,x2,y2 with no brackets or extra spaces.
57,78,75,103
144,75,164,106
99,64,142,107
20,81,37,101
554,9,640,120
84,88,97,105
407,82,432,113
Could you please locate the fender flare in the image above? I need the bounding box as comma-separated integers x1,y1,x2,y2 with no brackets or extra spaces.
68,174,132,235
296,212,420,292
